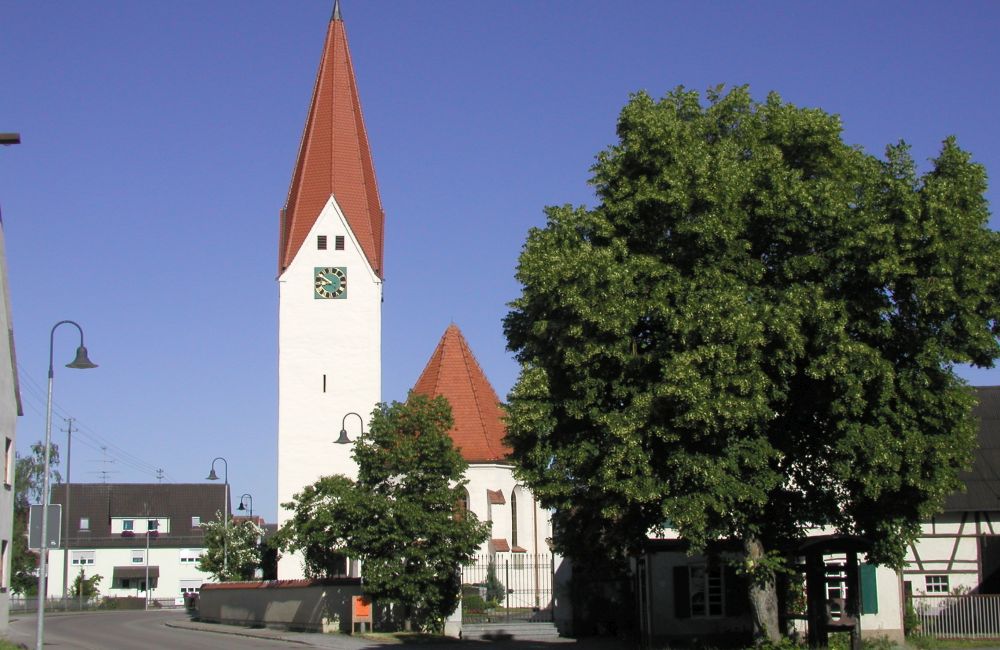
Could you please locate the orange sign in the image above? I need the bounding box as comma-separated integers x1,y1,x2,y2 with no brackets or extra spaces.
353,595,372,621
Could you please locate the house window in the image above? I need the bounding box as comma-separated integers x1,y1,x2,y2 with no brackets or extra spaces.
180,549,202,564
317,235,327,250
191,516,201,527
147,519,158,532
335,235,345,250
80,518,89,531
122,520,134,531
3,437,12,487
132,550,145,564
71,550,95,566
926,575,950,593
690,565,724,617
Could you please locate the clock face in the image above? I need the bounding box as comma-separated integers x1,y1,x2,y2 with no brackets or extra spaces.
314,267,347,299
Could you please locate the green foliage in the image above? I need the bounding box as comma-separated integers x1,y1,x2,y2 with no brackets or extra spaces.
10,441,61,595
276,394,490,633
70,569,102,598
484,560,506,606
505,85,999,573
904,598,921,637
197,515,264,582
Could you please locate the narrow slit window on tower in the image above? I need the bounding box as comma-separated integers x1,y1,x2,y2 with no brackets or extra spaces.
317,235,328,250
335,236,345,251
323,374,327,393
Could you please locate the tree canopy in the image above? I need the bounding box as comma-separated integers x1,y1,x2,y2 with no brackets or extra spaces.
197,514,264,582
504,85,999,585
276,394,489,632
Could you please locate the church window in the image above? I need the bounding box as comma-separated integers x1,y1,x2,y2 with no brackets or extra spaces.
511,491,518,547
317,235,327,250
335,235,345,250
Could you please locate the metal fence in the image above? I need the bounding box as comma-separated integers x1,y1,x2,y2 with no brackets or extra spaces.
911,594,1000,638
9,596,184,614
461,554,554,623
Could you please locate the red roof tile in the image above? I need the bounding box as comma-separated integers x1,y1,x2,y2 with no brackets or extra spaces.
280,10,385,277
491,538,511,553
411,324,512,463
487,489,506,505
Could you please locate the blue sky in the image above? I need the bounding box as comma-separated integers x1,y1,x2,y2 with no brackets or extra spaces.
2,1,998,521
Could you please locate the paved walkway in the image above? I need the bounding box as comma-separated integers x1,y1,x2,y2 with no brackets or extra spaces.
165,618,632,650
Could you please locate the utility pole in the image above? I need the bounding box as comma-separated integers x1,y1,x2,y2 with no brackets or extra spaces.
61,417,74,606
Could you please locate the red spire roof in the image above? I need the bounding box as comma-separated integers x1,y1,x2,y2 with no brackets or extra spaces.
412,324,512,463
280,7,385,277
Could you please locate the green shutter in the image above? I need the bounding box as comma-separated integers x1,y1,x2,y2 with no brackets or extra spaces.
860,563,878,614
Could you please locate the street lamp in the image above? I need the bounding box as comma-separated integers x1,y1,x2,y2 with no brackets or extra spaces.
37,321,97,650
335,412,364,444
206,457,228,578
236,494,253,519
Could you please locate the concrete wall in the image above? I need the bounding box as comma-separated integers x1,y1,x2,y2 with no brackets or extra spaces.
197,579,363,633
277,196,382,579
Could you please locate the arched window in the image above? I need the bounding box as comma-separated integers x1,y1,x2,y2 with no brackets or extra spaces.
455,488,470,521
511,490,518,547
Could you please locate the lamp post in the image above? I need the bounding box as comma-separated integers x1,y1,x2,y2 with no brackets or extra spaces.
37,321,97,650
206,457,229,578
335,412,364,444
236,494,253,519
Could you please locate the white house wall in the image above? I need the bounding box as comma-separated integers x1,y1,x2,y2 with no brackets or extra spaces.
277,196,381,579
904,512,998,595
47,546,213,602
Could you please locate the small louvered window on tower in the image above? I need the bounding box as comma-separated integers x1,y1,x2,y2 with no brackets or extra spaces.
317,235,328,250
335,235,345,250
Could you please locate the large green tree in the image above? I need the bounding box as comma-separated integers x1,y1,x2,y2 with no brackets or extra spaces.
276,395,489,633
11,441,61,595
504,86,1000,640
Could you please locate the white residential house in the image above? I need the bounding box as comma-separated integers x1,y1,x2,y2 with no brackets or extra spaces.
0,211,22,631
46,483,228,602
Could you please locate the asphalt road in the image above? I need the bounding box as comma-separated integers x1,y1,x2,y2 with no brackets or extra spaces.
6,610,299,649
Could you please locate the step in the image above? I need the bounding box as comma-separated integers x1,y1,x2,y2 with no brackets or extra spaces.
462,621,561,641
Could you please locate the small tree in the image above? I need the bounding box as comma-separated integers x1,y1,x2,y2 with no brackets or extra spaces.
197,514,263,582
277,394,490,632
70,569,102,599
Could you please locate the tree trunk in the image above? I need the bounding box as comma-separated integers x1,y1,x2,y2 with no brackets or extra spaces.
744,536,781,644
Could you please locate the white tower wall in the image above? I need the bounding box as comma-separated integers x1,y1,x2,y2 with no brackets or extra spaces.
277,196,381,579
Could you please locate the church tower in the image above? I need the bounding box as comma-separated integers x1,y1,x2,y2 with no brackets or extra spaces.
277,0,384,579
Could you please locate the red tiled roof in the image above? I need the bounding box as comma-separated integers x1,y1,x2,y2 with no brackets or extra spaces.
411,324,512,463
280,9,385,277
491,538,511,553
